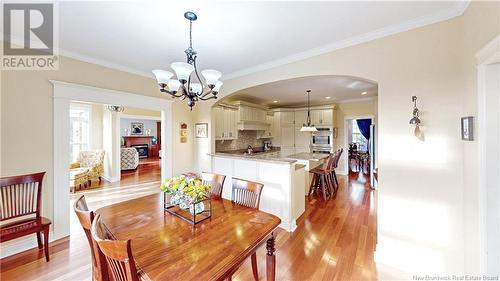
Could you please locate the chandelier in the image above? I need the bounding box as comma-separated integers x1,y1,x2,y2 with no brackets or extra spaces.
152,11,223,110
106,105,125,113
300,90,318,132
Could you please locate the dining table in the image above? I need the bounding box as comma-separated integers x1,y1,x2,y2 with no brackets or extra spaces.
97,192,281,281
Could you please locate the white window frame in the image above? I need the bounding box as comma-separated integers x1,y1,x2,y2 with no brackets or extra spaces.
69,104,93,162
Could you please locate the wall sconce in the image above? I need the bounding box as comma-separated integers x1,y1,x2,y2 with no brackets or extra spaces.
409,96,422,138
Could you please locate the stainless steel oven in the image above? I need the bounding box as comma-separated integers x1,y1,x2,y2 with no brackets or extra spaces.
312,127,333,149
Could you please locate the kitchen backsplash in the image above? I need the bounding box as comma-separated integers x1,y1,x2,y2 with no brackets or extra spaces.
216,131,266,151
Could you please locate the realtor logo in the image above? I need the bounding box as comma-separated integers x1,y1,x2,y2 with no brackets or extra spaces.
2,3,58,70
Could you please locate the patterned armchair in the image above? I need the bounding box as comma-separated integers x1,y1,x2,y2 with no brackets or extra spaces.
70,150,105,184
121,148,139,170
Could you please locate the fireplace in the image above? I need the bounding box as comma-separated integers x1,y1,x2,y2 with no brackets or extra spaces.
132,144,149,158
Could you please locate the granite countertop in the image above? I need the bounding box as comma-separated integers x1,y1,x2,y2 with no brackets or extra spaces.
215,147,281,156
209,150,297,165
285,152,330,161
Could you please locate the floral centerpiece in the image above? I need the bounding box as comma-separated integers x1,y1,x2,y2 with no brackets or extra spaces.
161,175,211,215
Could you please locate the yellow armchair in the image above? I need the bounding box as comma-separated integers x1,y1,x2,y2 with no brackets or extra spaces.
71,150,105,184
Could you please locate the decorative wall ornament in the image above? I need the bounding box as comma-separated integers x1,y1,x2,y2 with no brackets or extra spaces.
409,96,422,139
195,123,208,138
461,116,474,141
180,123,188,143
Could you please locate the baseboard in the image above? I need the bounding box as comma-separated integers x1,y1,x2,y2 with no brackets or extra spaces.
0,231,57,258
102,175,120,183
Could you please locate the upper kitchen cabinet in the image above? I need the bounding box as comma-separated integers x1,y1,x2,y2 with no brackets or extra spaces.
233,101,269,131
214,105,238,140
280,111,295,125
237,102,267,123
311,109,333,126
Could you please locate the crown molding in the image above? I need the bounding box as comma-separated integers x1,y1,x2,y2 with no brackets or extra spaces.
223,1,470,80
334,96,377,104
59,48,153,78
475,33,500,65
1,1,470,81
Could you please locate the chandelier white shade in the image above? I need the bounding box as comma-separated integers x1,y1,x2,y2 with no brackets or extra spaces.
152,11,223,110
152,70,173,84
169,62,194,82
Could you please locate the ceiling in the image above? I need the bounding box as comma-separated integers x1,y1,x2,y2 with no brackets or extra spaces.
225,75,378,107
2,1,469,79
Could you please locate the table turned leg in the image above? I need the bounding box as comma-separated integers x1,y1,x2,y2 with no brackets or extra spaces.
266,233,276,281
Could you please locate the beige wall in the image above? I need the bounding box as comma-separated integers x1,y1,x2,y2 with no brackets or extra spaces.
192,1,499,277
1,55,196,229
333,98,377,172
123,107,161,117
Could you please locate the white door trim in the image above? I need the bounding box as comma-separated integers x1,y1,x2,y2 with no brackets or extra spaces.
51,80,173,240
476,34,500,275
343,115,375,176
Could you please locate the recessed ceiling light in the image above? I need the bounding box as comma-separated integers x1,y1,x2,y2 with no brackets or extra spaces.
325,96,331,99
273,100,278,103
361,91,368,95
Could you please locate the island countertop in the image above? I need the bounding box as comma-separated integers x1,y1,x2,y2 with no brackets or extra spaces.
209,152,297,164
285,152,330,161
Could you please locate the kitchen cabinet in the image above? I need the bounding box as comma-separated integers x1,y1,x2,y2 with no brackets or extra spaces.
311,109,333,125
294,111,311,153
280,123,295,157
214,106,238,140
258,113,274,139
239,105,266,123
280,111,295,125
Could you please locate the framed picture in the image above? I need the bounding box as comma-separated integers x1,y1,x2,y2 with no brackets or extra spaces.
461,116,474,141
195,123,208,138
131,122,144,135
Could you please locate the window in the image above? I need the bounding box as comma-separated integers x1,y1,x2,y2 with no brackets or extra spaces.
352,119,368,151
70,106,91,162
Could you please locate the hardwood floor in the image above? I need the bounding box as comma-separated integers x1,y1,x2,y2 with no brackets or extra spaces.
0,171,377,281
78,157,161,191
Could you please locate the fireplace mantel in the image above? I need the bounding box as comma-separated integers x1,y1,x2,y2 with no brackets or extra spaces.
123,136,154,158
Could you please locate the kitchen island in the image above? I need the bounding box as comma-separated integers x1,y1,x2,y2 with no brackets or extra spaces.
285,153,330,195
210,152,305,232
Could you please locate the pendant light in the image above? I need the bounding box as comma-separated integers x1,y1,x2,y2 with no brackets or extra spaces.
300,90,318,132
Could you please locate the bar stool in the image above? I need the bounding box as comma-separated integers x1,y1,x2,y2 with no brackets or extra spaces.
308,154,335,200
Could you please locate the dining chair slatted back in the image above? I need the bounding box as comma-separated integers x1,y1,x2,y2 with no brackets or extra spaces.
333,149,343,169
231,178,264,209
201,172,226,198
73,195,109,281
0,172,45,221
91,214,140,281
323,154,335,171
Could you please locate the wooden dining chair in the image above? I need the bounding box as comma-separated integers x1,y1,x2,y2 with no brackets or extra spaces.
308,154,336,200
201,172,226,198
331,148,343,190
91,214,140,281
73,195,109,281
230,178,265,281
231,177,264,209
0,172,51,261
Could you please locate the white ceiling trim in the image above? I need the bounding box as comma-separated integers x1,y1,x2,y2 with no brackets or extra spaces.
334,96,377,104
2,1,469,81
59,48,153,78
223,1,470,80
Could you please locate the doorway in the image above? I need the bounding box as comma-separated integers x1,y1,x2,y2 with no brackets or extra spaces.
477,35,500,276
52,81,173,240
344,116,376,189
